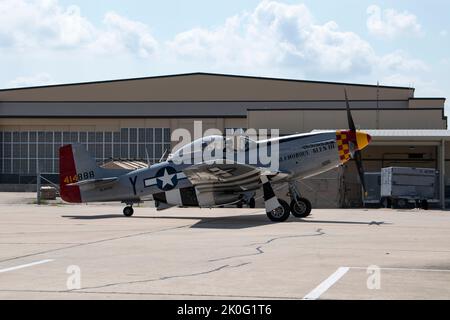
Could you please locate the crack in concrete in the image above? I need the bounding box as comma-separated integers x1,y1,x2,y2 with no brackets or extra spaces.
71,262,251,291
0,288,301,299
208,228,326,262
0,224,192,264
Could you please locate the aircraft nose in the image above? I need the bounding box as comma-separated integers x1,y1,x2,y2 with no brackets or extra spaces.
356,131,372,150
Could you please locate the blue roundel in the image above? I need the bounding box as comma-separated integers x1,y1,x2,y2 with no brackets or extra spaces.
155,166,178,191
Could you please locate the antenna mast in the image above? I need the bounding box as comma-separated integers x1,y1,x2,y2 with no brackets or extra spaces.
376,81,380,129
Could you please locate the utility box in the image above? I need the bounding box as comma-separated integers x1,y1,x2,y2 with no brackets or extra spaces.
363,172,381,207
380,167,439,209
40,186,57,200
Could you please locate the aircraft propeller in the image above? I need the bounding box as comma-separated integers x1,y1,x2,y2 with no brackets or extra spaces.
344,89,368,195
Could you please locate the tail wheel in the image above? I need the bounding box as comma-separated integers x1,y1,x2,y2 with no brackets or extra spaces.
123,206,134,217
266,199,290,222
290,197,312,218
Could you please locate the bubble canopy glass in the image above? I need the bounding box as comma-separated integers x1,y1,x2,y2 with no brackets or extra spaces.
169,135,257,159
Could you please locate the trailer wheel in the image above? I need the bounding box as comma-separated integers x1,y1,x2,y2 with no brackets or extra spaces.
420,200,429,210
394,198,408,209
381,197,392,208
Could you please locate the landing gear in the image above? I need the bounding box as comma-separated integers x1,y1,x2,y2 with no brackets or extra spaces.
123,206,134,217
290,198,312,218
266,199,291,222
288,183,312,218
260,176,290,222
248,197,256,208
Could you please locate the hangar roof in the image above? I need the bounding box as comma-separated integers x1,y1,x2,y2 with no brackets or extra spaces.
0,72,417,102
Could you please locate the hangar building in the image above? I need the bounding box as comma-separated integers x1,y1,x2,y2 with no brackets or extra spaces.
0,73,447,207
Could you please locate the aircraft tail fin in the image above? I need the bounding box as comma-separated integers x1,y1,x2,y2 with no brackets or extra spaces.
59,144,103,203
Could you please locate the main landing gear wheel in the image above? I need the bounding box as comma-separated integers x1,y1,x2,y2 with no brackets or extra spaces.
266,199,290,222
290,197,312,218
123,206,134,217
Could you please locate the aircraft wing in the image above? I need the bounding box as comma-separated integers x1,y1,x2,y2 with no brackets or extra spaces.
67,177,118,190
183,161,288,193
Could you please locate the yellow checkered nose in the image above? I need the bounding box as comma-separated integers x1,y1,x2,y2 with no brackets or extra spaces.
355,131,371,151
336,130,372,163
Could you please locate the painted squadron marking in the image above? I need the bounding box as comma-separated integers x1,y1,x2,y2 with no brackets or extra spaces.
143,166,187,191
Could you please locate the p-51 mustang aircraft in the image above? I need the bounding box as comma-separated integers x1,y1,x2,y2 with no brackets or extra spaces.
59,90,371,222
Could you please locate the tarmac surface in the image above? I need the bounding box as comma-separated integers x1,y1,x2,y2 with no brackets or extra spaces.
0,192,450,300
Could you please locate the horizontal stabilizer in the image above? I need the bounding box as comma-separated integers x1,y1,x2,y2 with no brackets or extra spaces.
67,177,118,189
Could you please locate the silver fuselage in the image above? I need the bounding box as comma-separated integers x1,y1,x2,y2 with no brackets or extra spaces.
79,130,341,203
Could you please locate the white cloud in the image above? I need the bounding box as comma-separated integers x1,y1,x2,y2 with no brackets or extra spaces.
441,58,450,65
0,0,94,49
0,0,157,57
167,0,376,77
167,1,431,80
378,51,429,73
8,73,54,87
366,5,422,39
89,12,158,58
0,0,434,92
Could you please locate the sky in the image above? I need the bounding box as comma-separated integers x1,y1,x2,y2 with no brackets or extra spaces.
0,0,449,112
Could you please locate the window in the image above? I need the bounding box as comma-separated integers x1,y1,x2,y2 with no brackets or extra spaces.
0,127,171,175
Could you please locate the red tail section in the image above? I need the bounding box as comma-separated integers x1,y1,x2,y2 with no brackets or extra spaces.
59,145,82,203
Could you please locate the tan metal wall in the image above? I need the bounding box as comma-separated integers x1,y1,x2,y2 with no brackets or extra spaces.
248,109,446,134
0,74,414,102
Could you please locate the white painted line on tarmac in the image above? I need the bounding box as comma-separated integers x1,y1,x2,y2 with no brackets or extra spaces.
349,266,450,273
0,259,54,273
303,267,350,300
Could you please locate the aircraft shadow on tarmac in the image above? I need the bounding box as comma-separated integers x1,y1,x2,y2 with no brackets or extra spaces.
61,214,388,230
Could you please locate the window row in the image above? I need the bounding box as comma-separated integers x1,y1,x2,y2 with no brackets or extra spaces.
0,129,171,174
0,128,170,144
1,143,172,160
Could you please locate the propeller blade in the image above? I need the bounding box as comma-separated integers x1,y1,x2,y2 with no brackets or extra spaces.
354,150,367,194
344,89,367,195
344,89,356,132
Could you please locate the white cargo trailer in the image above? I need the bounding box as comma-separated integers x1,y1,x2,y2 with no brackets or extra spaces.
380,167,439,209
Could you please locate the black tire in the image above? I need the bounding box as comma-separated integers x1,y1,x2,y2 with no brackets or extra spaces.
290,197,312,218
123,206,134,217
266,199,290,222
394,198,408,209
248,197,256,208
420,200,429,210
381,197,392,208
237,202,243,208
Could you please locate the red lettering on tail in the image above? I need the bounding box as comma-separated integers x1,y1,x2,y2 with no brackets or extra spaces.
59,145,82,203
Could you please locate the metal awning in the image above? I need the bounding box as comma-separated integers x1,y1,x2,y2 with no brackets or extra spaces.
364,130,450,141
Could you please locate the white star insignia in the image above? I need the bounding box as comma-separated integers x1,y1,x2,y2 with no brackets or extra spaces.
158,168,176,188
